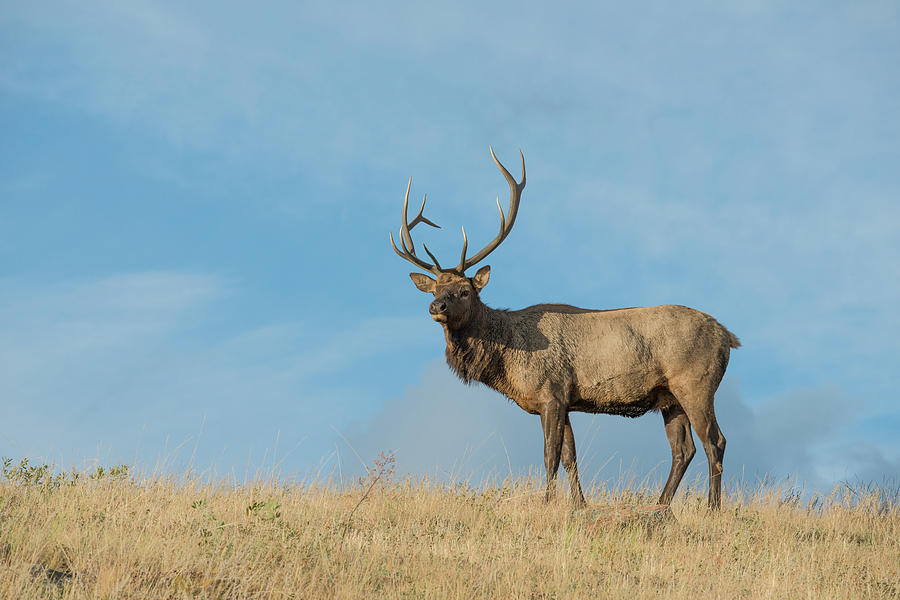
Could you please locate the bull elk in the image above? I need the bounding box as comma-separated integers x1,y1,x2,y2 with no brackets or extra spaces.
389,148,740,508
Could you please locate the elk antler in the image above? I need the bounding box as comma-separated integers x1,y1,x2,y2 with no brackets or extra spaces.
456,147,526,273
389,177,443,275
389,148,525,276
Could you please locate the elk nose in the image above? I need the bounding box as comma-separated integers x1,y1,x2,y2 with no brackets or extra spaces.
429,299,447,315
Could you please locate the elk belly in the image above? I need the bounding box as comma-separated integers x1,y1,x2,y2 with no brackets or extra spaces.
576,379,669,418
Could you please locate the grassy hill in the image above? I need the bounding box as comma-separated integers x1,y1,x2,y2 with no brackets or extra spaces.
1,457,897,599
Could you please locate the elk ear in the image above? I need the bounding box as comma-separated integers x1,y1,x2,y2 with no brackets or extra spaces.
409,272,437,293
472,265,491,291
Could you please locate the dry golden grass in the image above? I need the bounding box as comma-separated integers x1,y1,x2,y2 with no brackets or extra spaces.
1,457,898,599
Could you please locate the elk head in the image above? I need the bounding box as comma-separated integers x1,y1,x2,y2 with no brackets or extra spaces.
389,148,525,330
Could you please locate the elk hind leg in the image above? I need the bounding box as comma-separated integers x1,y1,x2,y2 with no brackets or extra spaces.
658,401,695,505
676,389,726,509
561,414,586,507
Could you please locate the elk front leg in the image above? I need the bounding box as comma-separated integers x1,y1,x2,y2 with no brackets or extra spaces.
540,402,566,502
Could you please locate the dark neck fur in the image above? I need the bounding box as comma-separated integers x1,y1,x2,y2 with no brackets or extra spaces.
443,302,511,389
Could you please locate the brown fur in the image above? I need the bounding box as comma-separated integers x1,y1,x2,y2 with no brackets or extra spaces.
411,268,739,508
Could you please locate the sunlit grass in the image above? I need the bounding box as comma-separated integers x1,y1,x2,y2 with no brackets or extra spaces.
1,456,897,599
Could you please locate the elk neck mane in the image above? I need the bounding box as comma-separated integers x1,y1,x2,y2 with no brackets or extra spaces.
442,303,514,390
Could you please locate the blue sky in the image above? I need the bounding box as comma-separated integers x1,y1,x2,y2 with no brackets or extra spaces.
2,2,898,492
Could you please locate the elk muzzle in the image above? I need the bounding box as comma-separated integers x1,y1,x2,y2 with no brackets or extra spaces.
429,299,449,322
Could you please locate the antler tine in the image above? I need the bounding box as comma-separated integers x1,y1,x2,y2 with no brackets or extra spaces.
400,177,415,253
457,147,526,272
390,231,437,273
410,194,440,229
488,147,525,235
457,227,468,273
390,176,443,275
422,243,443,271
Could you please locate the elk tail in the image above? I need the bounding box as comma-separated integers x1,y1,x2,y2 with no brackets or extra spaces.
724,327,741,349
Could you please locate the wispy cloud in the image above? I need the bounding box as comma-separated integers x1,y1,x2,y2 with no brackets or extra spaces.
0,271,223,393
0,272,224,453
0,272,430,473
